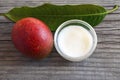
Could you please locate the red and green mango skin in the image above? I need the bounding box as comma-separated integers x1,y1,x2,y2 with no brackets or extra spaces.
12,17,53,59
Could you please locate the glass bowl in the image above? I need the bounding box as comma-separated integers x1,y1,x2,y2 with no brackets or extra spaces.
54,19,97,62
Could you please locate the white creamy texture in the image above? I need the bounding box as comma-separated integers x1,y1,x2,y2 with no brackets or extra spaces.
58,25,93,58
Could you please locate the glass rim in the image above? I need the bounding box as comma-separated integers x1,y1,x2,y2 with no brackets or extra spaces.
54,19,97,62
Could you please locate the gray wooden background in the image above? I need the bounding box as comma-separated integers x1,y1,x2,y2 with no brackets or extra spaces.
0,0,120,80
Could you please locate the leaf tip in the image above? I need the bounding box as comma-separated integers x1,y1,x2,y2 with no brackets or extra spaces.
106,5,119,14
114,5,119,10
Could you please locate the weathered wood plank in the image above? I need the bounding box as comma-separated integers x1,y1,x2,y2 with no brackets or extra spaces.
0,5,119,14
0,0,119,7
0,0,120,14
0,60,119,80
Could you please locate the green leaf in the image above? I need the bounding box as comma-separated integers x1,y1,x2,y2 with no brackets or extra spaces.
4,4,118,31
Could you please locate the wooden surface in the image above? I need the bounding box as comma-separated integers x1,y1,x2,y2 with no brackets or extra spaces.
0,0,120,80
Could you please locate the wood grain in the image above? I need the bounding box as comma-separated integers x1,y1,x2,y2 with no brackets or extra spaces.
0,0,120,80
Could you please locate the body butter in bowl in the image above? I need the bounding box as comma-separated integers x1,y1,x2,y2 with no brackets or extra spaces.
54,20,97,62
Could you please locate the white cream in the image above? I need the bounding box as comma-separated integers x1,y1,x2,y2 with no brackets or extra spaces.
57,25,93,58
